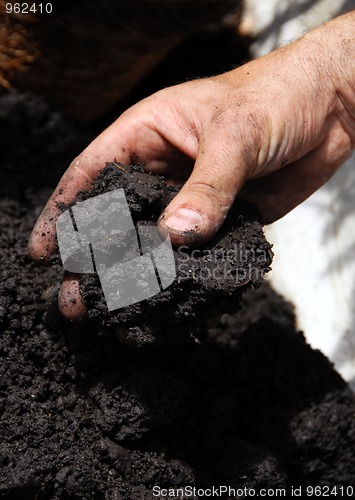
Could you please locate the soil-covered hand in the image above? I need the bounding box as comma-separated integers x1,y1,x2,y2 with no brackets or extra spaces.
28,12,355,319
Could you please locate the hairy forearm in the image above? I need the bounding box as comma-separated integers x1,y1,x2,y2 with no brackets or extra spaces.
306,10,355,142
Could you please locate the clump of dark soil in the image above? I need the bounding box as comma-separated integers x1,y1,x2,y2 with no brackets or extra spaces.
77,164,273,345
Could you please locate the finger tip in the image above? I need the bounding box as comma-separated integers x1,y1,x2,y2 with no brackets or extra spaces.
27,235,39,261
27,234,46,262
28,221,58,263
58,276,87,320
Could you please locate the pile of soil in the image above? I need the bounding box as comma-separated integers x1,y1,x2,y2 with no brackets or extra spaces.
1,91,355,500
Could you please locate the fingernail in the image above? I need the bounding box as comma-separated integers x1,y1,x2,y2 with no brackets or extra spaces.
162,208,204,232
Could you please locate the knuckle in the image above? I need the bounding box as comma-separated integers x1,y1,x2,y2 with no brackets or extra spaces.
187,180,227,207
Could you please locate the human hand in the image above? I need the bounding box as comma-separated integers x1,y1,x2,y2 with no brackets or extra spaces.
28,12,355,319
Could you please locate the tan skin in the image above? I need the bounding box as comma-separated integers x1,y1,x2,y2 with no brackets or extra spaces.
28,12,355,319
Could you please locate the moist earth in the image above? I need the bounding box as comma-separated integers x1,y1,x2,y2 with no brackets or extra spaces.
1,51,355,500
77,164,273,346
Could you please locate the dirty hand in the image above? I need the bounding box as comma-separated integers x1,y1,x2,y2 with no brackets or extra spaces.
28,12,355,319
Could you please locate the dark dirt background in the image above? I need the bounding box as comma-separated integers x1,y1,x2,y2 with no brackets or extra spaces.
1,26,355,500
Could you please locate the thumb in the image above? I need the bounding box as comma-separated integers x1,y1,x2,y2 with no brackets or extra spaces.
158,133,250,247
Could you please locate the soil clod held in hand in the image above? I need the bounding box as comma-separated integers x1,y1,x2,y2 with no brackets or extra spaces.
78,163,273,346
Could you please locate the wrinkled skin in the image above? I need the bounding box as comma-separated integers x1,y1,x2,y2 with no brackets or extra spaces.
29,12,355,319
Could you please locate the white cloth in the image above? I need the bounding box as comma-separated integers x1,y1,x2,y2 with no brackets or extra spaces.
241,0,355,389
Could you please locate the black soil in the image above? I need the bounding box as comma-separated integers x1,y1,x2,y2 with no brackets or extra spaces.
78,164,273,346
1,39,355,500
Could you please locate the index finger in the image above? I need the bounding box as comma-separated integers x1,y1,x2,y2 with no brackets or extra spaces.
28,126,132,262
